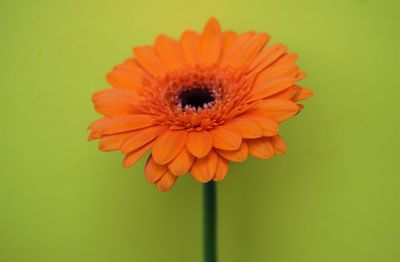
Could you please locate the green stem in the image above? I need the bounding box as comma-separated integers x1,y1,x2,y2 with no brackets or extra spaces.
203,181,217,262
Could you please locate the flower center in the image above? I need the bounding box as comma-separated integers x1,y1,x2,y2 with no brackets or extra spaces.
178,87,215,109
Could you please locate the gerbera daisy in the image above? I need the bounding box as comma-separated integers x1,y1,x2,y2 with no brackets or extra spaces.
88,17,313,192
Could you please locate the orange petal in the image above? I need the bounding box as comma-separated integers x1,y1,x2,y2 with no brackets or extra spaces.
220,31,237,62
217,141,248,162
247,138,274,159
244,115,279,137
123,141,153,168
230,33,270,69
209,126,242,150
274,53,298,65
186,130,213,158
224,117,262,139
99,132,135,152
133,46,167,77
155,34,185,70
156,171,178,192
87,117,110,140
246,44,287,75
254,64,299,87
92,89,140,117
88,117,109,130
200,17,222,64
219,31,255,67
102,114,156,135
292,87,314,101
213,155,229,181
180,31,200,64
270,135,287,154
106,65,144,91
152,130,188,165
191,150,218,182
248,77,297,102
168,147,195,176
270,85,297,100
246,98,299,122
296,72,307,81
120,126,166,154
145,156,168,183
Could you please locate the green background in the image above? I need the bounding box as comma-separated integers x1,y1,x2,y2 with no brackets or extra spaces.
1,0,399,261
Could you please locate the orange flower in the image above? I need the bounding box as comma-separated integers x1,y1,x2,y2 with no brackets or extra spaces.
88,18,313,191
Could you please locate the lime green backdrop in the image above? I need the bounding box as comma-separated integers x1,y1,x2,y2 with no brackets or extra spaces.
1,0,399,261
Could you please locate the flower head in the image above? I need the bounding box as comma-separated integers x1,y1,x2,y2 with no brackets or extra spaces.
88,18,313,191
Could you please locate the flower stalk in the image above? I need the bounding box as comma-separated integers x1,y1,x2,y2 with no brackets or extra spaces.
203,181,217,262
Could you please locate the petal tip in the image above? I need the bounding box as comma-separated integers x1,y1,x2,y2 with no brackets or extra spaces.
206,17,220,27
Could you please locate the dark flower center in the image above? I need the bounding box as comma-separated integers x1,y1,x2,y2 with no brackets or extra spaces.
178,87,215,109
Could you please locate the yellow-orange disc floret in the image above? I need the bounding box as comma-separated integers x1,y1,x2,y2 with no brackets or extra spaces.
88,18,313,192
